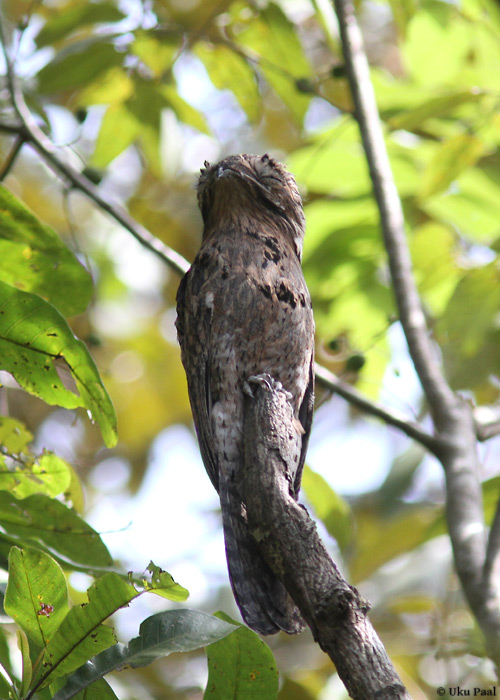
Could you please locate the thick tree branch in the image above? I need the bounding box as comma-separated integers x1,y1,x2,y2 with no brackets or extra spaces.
332,0,500,663
243,376,411,700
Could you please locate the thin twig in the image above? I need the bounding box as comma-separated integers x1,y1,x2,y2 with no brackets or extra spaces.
474,405,500,442
0,134,25,180
314,363,441,454
332,0,500,664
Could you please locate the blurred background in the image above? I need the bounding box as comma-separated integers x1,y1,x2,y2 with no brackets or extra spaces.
2,0,500,696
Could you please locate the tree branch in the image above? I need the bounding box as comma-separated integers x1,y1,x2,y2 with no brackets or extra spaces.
0,134,25,180
314,363,441,454
332,0,500,663
474,405,500,442
242,376,412,700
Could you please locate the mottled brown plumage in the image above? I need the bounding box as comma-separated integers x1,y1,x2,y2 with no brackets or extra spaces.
176,154,314,634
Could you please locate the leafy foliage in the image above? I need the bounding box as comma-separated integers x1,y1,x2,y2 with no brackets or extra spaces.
1,0,500,696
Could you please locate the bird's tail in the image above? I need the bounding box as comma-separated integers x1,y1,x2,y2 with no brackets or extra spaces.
219,480,304,635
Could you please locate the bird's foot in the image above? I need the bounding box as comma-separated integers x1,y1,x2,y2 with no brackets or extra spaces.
245,373,292,401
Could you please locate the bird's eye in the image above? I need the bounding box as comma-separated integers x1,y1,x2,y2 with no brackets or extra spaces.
262,174,281,184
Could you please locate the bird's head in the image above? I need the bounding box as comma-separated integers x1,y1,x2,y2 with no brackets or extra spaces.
197,153,306,259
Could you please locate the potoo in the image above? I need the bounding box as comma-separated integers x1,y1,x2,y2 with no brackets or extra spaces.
176,154,314,635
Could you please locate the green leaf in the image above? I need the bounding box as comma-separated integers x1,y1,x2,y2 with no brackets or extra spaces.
301,466,353,552
0,416,84,506
0,452,72,500
52,611,237,700
0,280,117,447
0,625,14,682
422,163,500,240
37,38,123,94
204,612,278,699
78,66,134,107
195,42,261,122
234,3,313,123
303,199,379,259
92,102,142,168
289,120,371,197
0,185,93,317
0,415,32,454
436,264,500,391
378,444,426,509
132,33,179,78
4,548,69,660
0,492,112,567
161,85,210,135
143,561,189,601
35,2,126,48
71,678,119,699
39,573,138,684
388,89,484,131
350,504,440,582
418,133,484,199
403,9,470,86
18,628,33,696
410,222,460,314
0,670,12,699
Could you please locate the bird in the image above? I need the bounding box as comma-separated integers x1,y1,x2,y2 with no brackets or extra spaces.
175,153,314,635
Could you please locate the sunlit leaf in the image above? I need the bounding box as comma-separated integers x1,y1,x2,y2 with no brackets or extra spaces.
422,163,500,240
0,415,32,454
388,89,484,131
78,66,134,107
350,505,440,582
52,611,237,700
301,466,353,552
418,133,484,199
4,547,69,660
92,103,142,168
387,0,418,34
403,9,470,86
0,281,117,447
195,42,261,122
39,573,138,684
0,185,93,317
204,612,278,699
0,492,112,567
18,628,33,697
289,120,371,197
143,561,189,601
436,264,500,391
132,32,179,78
303,199,379,259
161,85,210,135
234,3,313,123
4,453,72,500
35,2,125,48
0,624,14,683
37,38,124,94
410,222,460,314
378,444,426,509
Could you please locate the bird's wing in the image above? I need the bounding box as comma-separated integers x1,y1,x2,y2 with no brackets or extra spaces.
176,266,220,492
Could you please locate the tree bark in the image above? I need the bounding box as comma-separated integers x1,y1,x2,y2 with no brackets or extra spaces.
242,375,412,700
